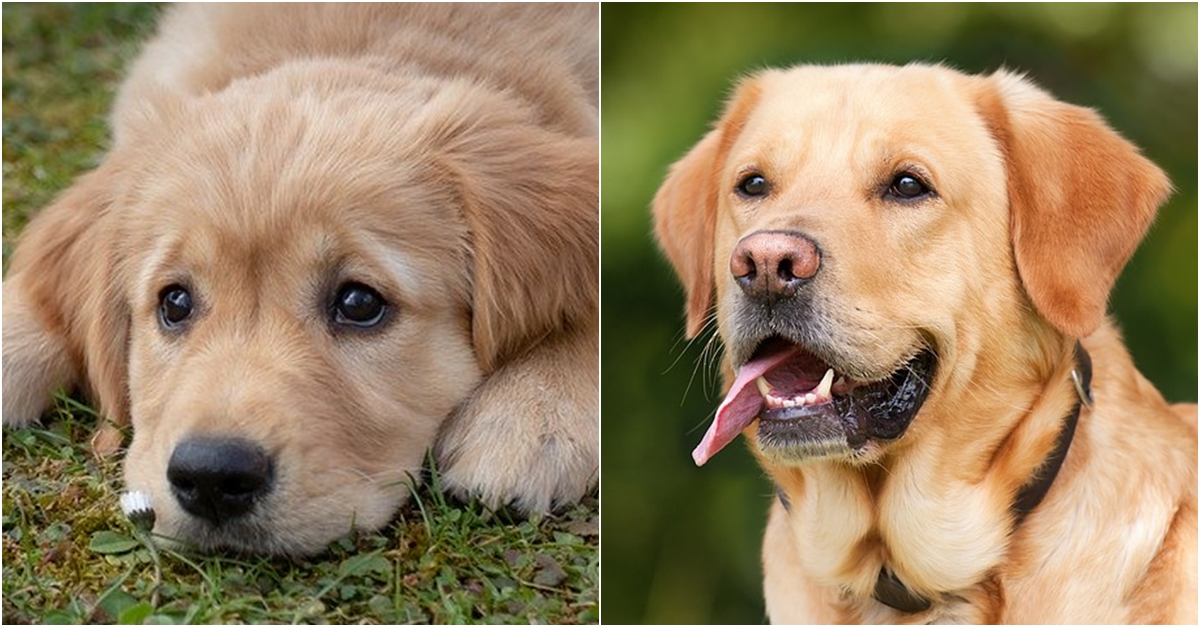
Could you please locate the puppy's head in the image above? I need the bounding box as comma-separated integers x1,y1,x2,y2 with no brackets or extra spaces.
653,64,1168,467
12,62,596,555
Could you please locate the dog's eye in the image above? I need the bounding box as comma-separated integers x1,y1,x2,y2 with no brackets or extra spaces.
158,285,194,329
333,282,388,328
736,173,770,198
887,173,932,200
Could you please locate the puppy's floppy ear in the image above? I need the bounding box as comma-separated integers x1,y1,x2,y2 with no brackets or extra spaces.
653,76,763,338
437,94,598,373
3,158,132,451
977,70,1171,338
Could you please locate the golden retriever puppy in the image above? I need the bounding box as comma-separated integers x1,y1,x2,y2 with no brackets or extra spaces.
3,3,598,556
654,63,1195,623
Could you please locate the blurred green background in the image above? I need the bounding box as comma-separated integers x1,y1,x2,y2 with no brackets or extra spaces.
600,3,1197,624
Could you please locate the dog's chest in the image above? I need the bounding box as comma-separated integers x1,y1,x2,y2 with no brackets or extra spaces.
778,461,1016,621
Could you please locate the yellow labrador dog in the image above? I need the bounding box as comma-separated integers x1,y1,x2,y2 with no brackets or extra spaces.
654,63,1196,623
3,4,598,556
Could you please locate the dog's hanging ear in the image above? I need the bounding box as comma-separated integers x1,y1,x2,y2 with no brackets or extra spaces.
653,130,721,339
977,70,1171,338
3,158,133,452
433,88,598,373
653,76,763,338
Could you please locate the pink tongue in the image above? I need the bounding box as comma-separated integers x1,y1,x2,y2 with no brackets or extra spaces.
692,343,802,465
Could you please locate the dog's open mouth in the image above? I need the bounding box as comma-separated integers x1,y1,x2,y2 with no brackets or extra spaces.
693,338,936,465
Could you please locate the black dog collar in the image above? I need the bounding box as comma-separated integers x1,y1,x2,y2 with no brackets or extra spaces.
871,342,1092,614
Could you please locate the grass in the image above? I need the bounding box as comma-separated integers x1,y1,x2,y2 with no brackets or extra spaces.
3,400,600,624
3,3,159,254
2,4,599,624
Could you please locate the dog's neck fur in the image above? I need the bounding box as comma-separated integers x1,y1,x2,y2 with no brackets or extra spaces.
762,333,1085,623
873,341,1088,615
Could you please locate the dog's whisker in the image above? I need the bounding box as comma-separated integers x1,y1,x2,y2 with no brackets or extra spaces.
676,312,723,405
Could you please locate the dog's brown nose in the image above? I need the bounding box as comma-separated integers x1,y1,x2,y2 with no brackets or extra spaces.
730,230,820,301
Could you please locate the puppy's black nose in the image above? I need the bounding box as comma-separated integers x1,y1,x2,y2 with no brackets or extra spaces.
730,230,821,301
167,436,274,524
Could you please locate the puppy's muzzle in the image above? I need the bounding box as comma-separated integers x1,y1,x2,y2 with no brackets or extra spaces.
167,436,275,525
731,230,821,302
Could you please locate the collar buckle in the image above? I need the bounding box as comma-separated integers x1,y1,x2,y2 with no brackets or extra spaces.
1070,342,1094,409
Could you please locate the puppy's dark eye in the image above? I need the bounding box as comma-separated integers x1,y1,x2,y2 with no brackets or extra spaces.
887,173,932,200
332,282,388,328
159,285,194,329
736,173,770,198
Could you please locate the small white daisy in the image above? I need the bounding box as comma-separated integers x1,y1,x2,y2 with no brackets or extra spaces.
120,490,156,531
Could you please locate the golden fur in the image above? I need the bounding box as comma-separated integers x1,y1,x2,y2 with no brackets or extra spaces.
3,3,598,556
654,63,1196,622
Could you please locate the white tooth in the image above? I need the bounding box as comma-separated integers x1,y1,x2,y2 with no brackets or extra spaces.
756,376,772,398
783,399,795,408
817,368,835,399
805,393,817,405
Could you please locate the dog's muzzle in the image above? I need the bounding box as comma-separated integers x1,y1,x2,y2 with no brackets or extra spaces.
692,229,937,465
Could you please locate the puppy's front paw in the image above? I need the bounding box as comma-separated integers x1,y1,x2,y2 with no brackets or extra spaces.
2,278,79,428
436,326,597,513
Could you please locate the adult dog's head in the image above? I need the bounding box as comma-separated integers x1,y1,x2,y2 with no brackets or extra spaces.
653,63,1193,623
4,60,596,555
654,63,1167,469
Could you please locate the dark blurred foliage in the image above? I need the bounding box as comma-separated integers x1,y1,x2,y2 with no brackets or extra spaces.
600,3,1196,624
